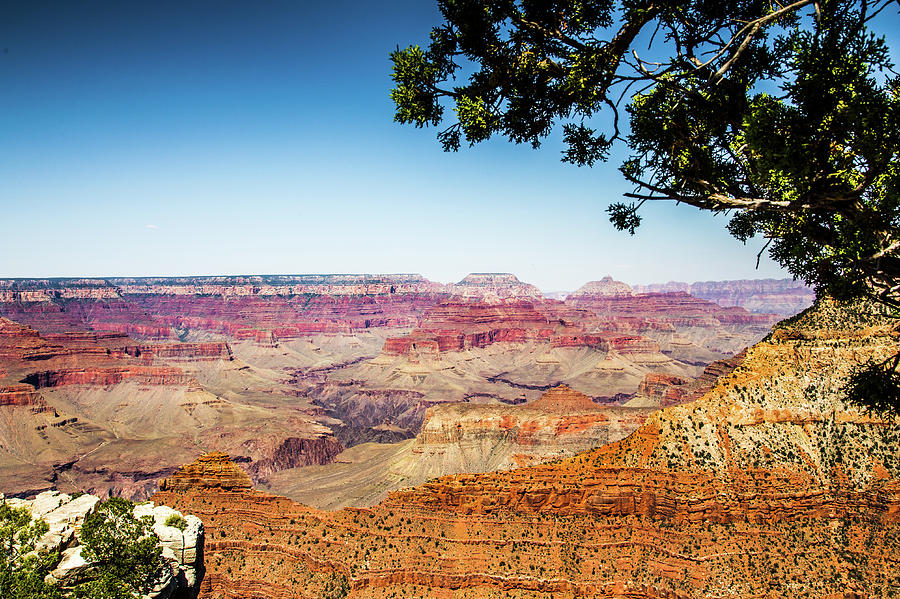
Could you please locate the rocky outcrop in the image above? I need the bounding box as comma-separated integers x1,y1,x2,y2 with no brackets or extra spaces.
23,366,197,389
449,273,543,300
633,278,815,315
2,489,203,599
413,384,653,470
243,436,345,481
121,342,233,362
0,382,46,407
571,276,634,296
154,299,900,598
635,351,745,407
158,452,253,493
635,373,692,405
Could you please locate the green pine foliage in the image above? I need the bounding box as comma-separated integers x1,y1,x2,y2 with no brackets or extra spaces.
0,503,63,599
390,0,900,410
73,497,163,599
1,497,164,599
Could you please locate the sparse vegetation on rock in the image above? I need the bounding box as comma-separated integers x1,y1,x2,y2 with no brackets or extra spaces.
0,492,202,599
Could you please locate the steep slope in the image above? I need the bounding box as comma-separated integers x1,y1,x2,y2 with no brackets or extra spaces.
155,297,900,598
0,316,342,499
263,385,655,509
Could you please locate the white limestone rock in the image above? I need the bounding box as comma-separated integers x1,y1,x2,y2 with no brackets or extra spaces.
43,493,100,530
48,545,91,585
30,490,71,518
4,490,203,598
134,502,204,588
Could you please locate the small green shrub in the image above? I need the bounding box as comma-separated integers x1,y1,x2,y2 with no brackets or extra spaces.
164,514,188,532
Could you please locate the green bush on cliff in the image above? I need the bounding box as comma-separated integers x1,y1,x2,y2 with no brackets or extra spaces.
73,497,163,599
0,502,63,599
164,513,187,531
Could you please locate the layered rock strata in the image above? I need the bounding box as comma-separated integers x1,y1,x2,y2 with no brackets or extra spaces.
634,351,746,407
0,315,342,500
413,384,654,470
633,278,815,315
155,298,900,598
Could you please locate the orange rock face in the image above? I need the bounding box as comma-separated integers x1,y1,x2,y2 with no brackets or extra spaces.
0,383,45,407
154,299,900,598
159,452,253,492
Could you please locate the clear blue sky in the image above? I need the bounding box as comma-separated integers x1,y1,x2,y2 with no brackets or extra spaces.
1,1,896,291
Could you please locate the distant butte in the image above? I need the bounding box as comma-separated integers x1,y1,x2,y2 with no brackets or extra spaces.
527,383,598,411
159,452,253,492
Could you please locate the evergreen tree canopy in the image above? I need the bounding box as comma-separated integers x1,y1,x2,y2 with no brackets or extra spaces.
75,497,162,599
0,503,62,599
391,0,899,305
391,0,900,410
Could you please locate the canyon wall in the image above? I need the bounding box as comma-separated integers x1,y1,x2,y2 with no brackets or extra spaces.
155,298,900,598
1,274,807,506
633,278,815,315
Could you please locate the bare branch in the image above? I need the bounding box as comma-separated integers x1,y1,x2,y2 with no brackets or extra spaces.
692,0,816,73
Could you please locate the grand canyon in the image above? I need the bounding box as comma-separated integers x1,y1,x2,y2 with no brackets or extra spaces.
0,274,796,503
6,0,898,596
3,274,898,597
7,271,890,596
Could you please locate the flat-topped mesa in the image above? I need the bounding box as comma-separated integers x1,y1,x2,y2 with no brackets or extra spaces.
22,366,196,389
449,273,543,300
527,384,597,411
570,276,634,297
158,452,253,493
122,342,233,362
457,273,523,286
0,274,444,301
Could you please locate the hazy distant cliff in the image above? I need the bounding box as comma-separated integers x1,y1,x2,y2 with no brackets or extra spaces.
633,277,814,315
